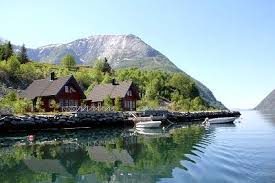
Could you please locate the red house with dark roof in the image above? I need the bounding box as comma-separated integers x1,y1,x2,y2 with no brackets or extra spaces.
23,72,86,112
86,80,140,111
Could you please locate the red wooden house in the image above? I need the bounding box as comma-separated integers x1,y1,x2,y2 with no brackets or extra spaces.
23,72,86,112
86,79,140,111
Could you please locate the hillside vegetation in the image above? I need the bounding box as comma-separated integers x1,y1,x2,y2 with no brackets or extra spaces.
0,34,225,109
0,42,216,114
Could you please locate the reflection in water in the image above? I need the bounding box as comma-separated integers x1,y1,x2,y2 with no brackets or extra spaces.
0,125,208,183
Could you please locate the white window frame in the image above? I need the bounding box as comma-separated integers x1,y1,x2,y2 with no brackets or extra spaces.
65,86,69,93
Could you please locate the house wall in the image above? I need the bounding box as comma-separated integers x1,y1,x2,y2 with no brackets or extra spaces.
38,83,85,112
56,83,84,110
122,86,140,111
87,84,140,111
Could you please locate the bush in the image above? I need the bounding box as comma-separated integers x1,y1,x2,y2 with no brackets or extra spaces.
114,97,122,111
50,99,60,112
0,91,32,114
103,95,113,111
35,97,45,112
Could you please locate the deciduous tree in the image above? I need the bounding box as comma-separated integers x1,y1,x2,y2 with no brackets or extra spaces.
61,54,76,68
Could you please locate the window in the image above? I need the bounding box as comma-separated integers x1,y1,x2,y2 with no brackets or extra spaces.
68,100,78,106
127,90,132,96
59,99,64,107
65,86,69,93
64,99,68,106
131,101,135,109
70,87,76,93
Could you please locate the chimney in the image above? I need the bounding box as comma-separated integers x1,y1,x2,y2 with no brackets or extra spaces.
112,78,116,85
50,72,56,81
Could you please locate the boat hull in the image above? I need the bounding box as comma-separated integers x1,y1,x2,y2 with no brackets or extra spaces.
135,121,162,128
208,117,237,124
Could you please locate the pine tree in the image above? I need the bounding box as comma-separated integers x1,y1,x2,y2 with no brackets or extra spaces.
18,44,29,64
4,41,13,61
102,57,112,73
0,44,5,61
94,57,111,74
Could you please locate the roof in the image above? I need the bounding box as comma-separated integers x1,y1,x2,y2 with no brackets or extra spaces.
23,75,85,100
24,158,71,177
87,81,135,102
88,146,134,165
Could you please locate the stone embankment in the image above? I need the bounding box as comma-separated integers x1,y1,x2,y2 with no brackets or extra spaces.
0,110,241,132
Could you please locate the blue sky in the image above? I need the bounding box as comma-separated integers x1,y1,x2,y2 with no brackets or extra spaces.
1,0,275,109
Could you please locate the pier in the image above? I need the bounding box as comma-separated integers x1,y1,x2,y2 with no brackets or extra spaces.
0,110,241,132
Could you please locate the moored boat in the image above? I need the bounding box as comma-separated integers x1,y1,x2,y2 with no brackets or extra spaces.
135,120,162,128
203,117,237,124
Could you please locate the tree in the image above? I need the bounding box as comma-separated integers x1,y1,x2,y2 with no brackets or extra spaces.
114,97,122,111
7,55,20,76
4,41,13,61
20,63,37,80
61,54,76,68
0,42,13,61
102,57,112,73
50,99,60,112
102,73,112,84
190,97,207,111
145,78,160,100
94,57,111,74
103,95,113,111
75,71,93,89
17,44,29,64
0,44,5,61
169,73,199,98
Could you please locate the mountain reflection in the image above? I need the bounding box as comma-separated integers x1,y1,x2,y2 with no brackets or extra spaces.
0,125,207,183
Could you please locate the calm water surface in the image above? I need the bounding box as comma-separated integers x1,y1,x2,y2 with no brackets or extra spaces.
0,110,275,183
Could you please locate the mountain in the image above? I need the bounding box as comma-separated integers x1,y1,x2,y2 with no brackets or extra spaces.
255,90,275,110
1,34,225,109
27,34,182,72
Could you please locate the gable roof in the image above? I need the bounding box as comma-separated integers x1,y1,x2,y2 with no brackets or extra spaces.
24,158,72,177
23,75,85,100
88,146,134,165
87,81,135,102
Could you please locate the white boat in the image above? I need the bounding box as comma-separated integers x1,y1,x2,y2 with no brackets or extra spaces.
135,120,162,128
203,117,237,124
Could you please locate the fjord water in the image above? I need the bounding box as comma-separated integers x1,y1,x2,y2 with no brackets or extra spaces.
0,111,275,183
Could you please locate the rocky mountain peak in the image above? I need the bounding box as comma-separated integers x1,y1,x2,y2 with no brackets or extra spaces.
255,89,275,110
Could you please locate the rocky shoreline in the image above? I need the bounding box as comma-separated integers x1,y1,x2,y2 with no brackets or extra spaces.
0,110,241,132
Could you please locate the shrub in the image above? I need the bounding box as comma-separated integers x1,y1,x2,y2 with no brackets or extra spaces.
103,95,113,111
35,97,45,112
114,97,122,111
0,91,32,114
50,99,60,112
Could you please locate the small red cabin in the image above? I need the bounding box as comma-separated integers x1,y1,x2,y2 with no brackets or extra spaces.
86,80,140,111
23,72,86,112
